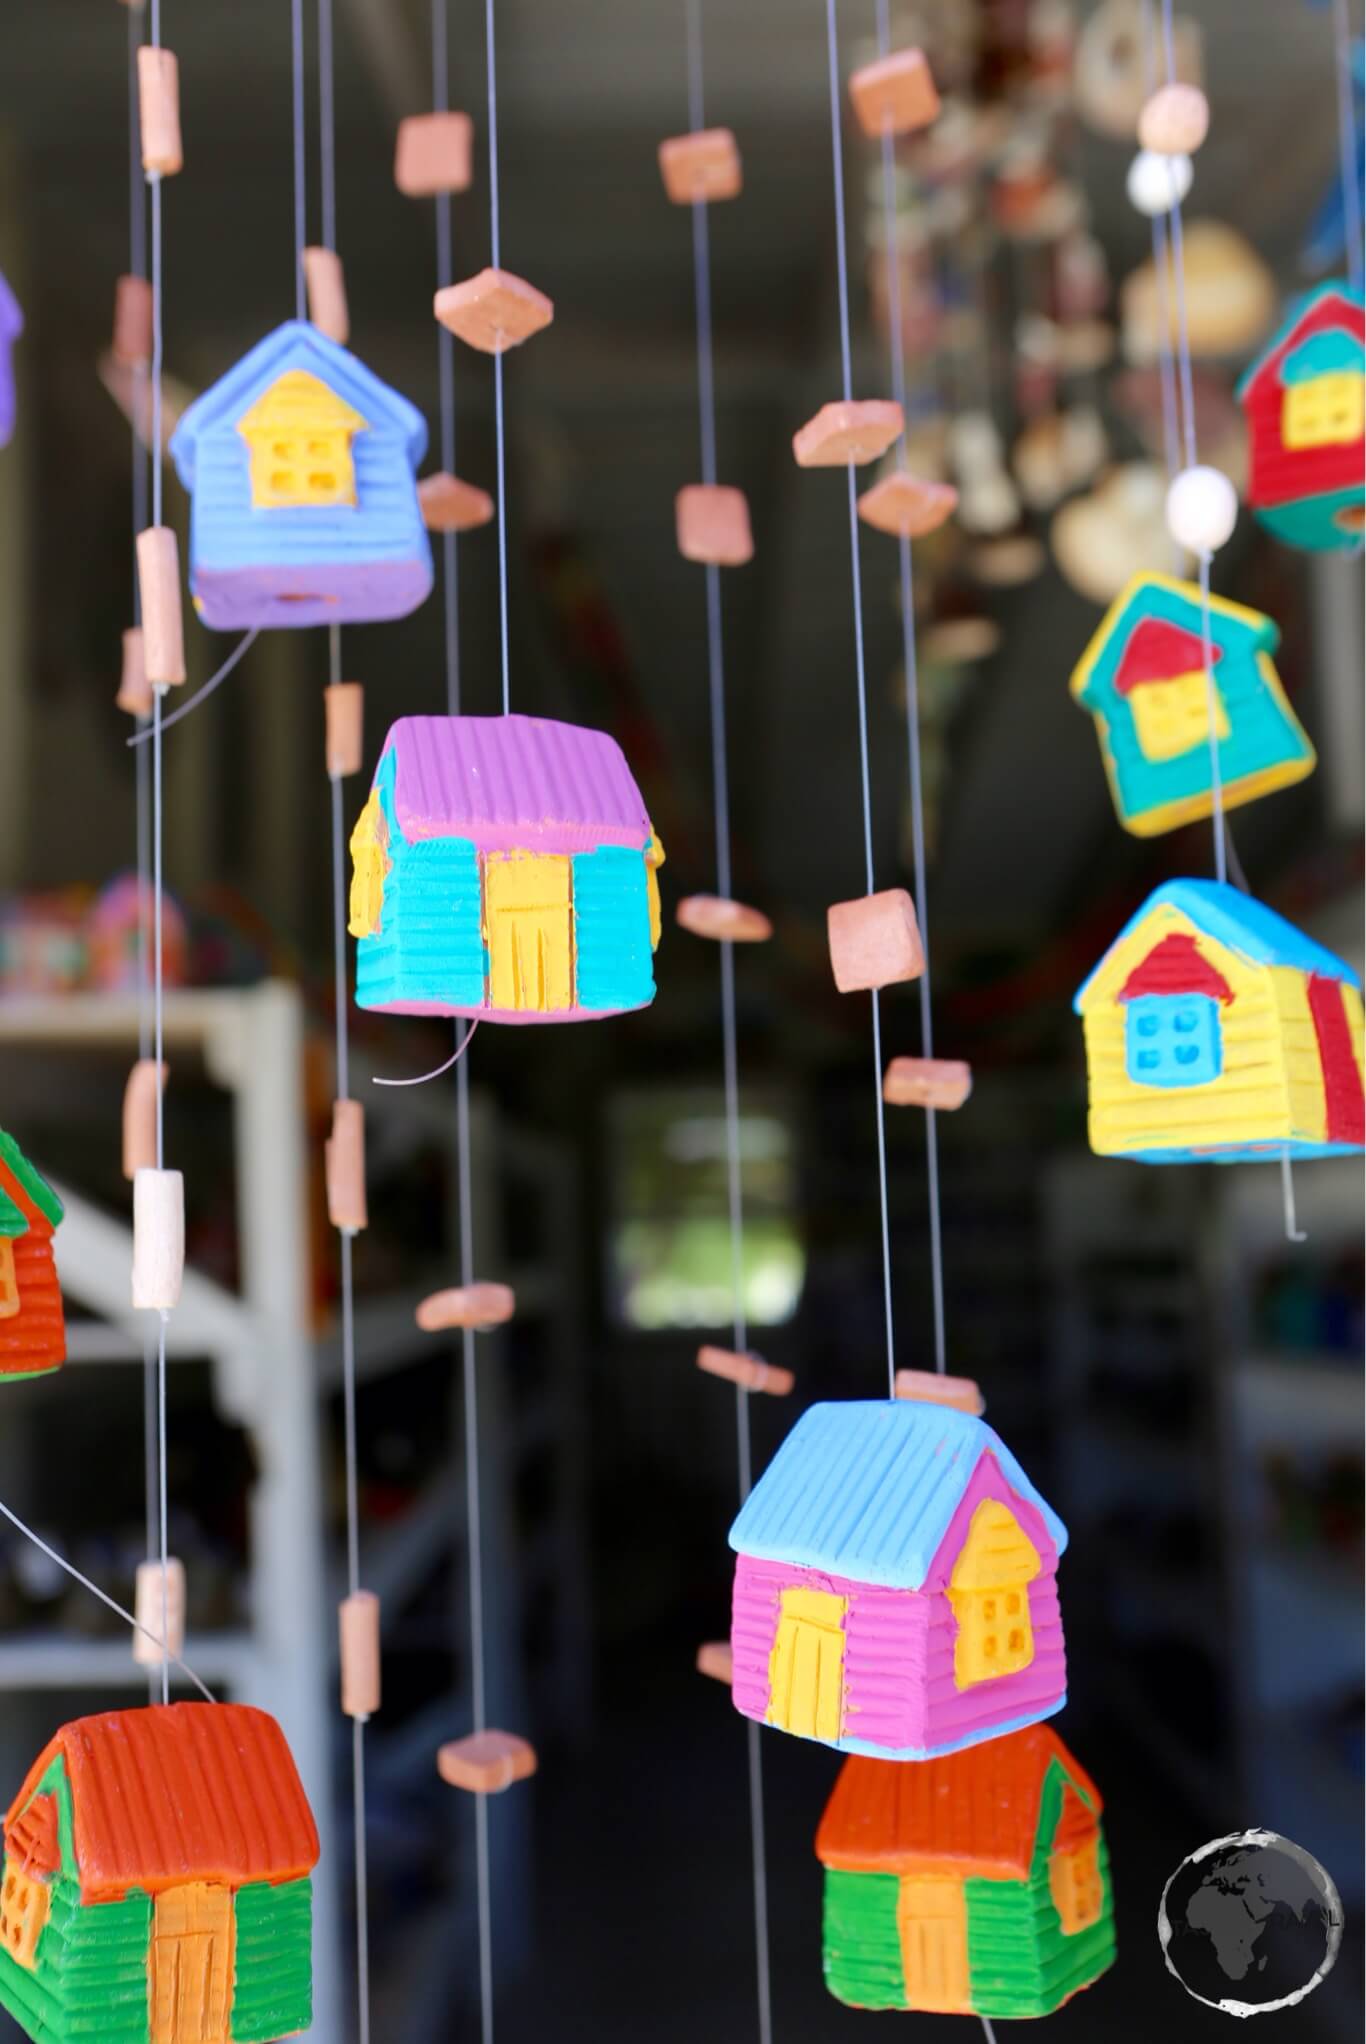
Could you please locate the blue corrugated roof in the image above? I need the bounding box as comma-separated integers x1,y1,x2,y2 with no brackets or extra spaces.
171,321,427,485
1074,879,1361,1012
728,1400,1067,1590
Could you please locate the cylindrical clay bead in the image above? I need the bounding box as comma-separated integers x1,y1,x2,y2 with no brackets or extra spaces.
326,1099,367,1232
133,1557,186,1665
113,274,154,367
339,1590,381,1719
137,47,183,178
123,1059,168,1181
324,683,364,779
132,1167,184,1311
117,627,153,717
136,528,186,688
303,247,350,346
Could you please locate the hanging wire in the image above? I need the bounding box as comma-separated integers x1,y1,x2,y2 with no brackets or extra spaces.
485,0,511,715
873,0,946,1377
823,0,897,1397
292,0,307,317
684,11,774,2044
1140,1,1185,569
1333,0,1364,295
126,628,260,742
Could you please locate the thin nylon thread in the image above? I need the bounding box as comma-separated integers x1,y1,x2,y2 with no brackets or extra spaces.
684,13,774,2044
292,0,307,318
824,0,896,1396
874,0,945,1378
485,0,511,716
1140,1,1184,569
436,13,493,2042
0,1498,214,1702
1333,0,1364,294
126,629,259,743
307,0,370,2032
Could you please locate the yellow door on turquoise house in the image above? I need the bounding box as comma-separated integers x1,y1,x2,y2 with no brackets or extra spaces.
149,1882,235,2044
484,853,574,1012
767,1586,847,1740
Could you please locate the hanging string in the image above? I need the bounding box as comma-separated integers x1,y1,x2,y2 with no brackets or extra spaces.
1333,0,1364,295
291,0,307,318
872,0,946,1378
485,0,511,715
823,0,897,1398
145,0,172,1713
684,13,774,2044
318,0,337,254
1140,1,1184,567
372,1019,478,1086
432,0,460,695
126,629,260,743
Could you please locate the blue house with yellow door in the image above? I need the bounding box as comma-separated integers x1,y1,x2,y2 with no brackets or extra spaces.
350,714,663,1023
170,320,431,629
1069,572,1315,836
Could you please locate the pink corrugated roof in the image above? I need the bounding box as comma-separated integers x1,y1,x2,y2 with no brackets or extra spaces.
385,714,651,854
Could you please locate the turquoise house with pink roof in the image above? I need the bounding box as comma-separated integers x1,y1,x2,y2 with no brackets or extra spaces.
729,1401,1068,1760
350,714,663,1023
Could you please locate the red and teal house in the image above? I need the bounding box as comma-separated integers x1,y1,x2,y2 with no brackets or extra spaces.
1238,281,1365,552
728,1399,1068,1761
1069,573,1315,836
817,1724,1116,2019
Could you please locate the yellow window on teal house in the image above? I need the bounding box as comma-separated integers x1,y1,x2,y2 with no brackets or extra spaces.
238,371,366,509
1283,372,1364,451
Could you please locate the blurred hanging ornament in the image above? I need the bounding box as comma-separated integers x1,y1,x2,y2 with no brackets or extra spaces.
0,272,23,448
1121,222,1276,361
1073,0,1203,139
1052,463,1184,604
1125,148,1193,217
1075,881,1363,1163
1237,282,1366,551
1069,572,1314,835
1014,406,1109,511
1165,465,1239,554
949,411,1020,534
1137,82,1210,155
351,716,663,1022
1111,363,1247,488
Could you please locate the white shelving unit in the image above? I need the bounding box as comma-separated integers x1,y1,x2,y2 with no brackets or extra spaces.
0,985,340,2044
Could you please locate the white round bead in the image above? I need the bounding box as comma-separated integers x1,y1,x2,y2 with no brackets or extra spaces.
1126,149,1193,216
1138,84,1210,156
1166,465,1239,554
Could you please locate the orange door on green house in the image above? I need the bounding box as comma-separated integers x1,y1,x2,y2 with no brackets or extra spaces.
897,1875,971,2013
149,1883,235,2044
1307,975,1365,1145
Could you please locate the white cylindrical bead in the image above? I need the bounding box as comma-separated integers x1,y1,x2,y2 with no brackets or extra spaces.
132,1167,184,1311
133,1557,186,1665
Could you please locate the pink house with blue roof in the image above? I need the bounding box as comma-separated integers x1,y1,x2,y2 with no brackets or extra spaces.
729,1401,1068,1761
170,319,431,629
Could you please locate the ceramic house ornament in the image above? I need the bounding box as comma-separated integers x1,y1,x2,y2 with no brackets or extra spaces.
169,320,431,629
351,715,663,1022
1237,283,1366,551
817,1727,1116,2018
1076,880,1365,1165
728,1400,1068,1760
0,270,23,448
0,1703,319,2044
0,1132,65,1382
1070,573,1315,836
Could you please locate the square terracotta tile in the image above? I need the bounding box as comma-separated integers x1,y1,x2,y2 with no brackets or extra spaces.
793,399,904,468
658,127,743,204
434,267,554,353
858,471,958,538
675,483,754,566
395,111,474,196
849,48,940,138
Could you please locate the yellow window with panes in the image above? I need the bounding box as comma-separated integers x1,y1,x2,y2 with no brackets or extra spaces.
238,371,366,510
1049,1837,1104,1935
947,1498,1041,1689
1129,672,1231,763
1283,372,1364,451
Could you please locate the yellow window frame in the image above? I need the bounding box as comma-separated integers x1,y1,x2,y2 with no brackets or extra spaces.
948,1498,1041,1690
239,370,366,511
1283,372,1364,452
1049,1837,1104,1935
347,791,391,939
1129,672,1231,764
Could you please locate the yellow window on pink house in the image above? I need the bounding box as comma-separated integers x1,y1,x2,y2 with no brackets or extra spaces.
947,1499,1041,1689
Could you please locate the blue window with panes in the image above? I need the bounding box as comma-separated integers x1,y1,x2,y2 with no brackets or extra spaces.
1125,993,1223,1087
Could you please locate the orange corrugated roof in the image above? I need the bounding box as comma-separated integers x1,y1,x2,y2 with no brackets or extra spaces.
6,1792,60,1877
6,1704,319,1905
815,1725,1101,1880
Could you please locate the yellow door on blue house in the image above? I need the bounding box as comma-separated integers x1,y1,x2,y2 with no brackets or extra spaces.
485,853,574,1012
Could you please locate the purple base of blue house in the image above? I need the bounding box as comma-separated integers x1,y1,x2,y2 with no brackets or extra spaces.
192,557,433,631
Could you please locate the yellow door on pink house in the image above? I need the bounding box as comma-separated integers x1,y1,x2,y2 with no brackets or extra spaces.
897,1875,971,2013
149,1882,235,2044
766,1586,847,1741
484,853,574,1012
